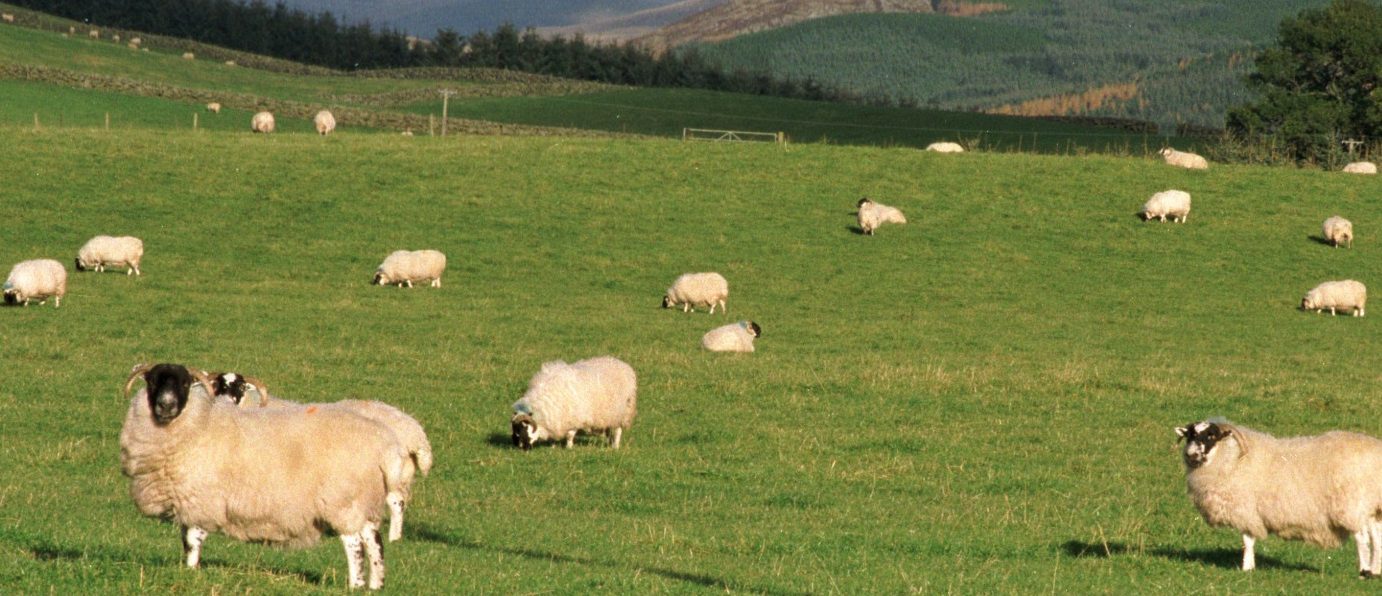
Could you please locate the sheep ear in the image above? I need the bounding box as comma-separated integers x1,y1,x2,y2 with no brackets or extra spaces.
1174,425,1189,439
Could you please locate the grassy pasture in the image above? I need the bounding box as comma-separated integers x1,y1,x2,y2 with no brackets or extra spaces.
0,127,1380,594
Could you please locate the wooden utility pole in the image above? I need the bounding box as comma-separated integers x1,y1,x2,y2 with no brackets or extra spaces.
440,88,455,136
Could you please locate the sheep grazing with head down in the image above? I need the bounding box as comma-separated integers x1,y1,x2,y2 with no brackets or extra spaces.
1323,216,1354,248
925,142,964,153
1301,279,1366,317
1159,147,1209,169
4,259,67,307
662,272,728,314
372,249,446,288
702,321,761,353
1343,162,1377,175
250,111,274,133
75,235,143,275
857,197,907,235
511,356,637,450
119,363,408,590
1140,190,1191,223
205,102,221,114
314,110,336,135
1177,419,1382,577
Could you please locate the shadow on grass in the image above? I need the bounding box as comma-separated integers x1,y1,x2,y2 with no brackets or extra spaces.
1059,539,1317,572
412,522,808,595
846,225,867,235
485,432,513,449
22,537,323,584
1307,234,1341,247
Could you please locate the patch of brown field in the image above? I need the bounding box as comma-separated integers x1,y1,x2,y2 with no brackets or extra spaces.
935,1,1009,16
986,81,1141,118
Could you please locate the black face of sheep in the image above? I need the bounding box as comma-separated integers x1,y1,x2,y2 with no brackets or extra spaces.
371,272,384,286
857,197,871,208
2,290,18,306
511,415,536,450
212,373,248,405
74,257,87,272
747,321,761,337
1176,421,1231,469
661,296,673,309
145,364,196,425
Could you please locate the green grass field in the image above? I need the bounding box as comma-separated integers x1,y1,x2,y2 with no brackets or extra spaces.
1,125,1379,593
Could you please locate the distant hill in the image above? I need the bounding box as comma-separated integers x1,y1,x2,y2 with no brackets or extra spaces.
537,0,725,44
275,0,697,36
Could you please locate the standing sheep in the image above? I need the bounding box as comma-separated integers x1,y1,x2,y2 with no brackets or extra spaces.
120,363,408,590
75,235,143,275
662,272,728,313
1176,419,1382,576
1343,162,1377,175
4,259,66,307
511,356,637,450
205,102,221,114
1159,147,1209,169
1140,190,1191,223
701,321,761,353
314,110,336,135
181,51,194,60
925,142,965,153
1323,216,1354,248
857,197,908,235
1301,280,1366,316
250,111,275,134
371,249,446,288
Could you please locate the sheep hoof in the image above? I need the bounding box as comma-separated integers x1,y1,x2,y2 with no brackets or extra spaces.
1360,570,1373,579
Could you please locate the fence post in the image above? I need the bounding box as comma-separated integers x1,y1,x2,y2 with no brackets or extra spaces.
428,114,435,137
105,112,110,130
33,113,39,131
440,89,455,137
193,112,198,131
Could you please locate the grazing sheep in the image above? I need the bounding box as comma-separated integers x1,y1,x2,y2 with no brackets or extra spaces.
511,356,637,450
701,321,761,353
314,110,336,135
205,102,221,114
1343,162,1378,175
130,37,141,46
224,60,236,67
1301,279,1366,317
181,51,194,60
75,235,143,275
120,363,408,590
2,13,15,23
857,197,908,235
925,142,965,153
250,111,274,134
371,249,446,288
4,259,66,308
88,29,98,39
1177,419,1382,576
1324,216,1354,248
112,34,120,43
401,130,414,137
1140,190,1192,223
662,272,728,314
1160,147,1209,169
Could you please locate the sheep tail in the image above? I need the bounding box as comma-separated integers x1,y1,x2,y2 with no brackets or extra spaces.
382,446,408,542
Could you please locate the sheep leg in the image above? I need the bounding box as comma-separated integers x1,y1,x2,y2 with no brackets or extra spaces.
362,521,385,590
182,525,209,568
708,302,716,314
1357,528,1373,578
610,427,622,449
1241,534,1256,571
431,278,441,288
1370,520,1382,576
565,430,577,448
682,304,690,313
387,492,405,542
53,296,60,308
342,532,366,588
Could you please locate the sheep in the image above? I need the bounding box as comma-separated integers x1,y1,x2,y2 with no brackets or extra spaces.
2,13,15,23
88,29,98,39
206,371,432,542
224,60,236,67
1324,216,1354,248
856,197,907,235
251,111,275,133
925,142,965,153
130,37,141,46
371,249,446,288
1176,419,1382,577
1301,279,1367,317
1343,162,1378,175
1140,190,1191,223
315,110,337,135
205,102,221,114
511,356,637,450
1159,147,1209,169
119,363,408,589
181,51,194,60
662,272,728,313
701,321,761,353
4,259,66,308
75,235,143,275
112,34,120,43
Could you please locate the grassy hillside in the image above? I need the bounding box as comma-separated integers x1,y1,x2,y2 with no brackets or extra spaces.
1,126,1379,593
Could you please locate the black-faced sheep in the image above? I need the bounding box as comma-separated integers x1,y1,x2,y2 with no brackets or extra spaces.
857,197,907,235
1301,280,1366,317
702,321,761,352
1159,147,1208,169
511,356,637,450
372,250,446,288
1140,190,1191,223
75,235,143,275
662,272,728,313
4,259,67,307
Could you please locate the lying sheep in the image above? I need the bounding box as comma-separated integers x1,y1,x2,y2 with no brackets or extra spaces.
511,356,637,450
88,29,98,39
75,235,143,275
251,111,275,134
120,363,408,590
1323,216,1354,248
1140,190,1191,223
372,249,446,288
1160,147,1209,169
1301,279,1366,316
1177,419,1382,576
857,197,907,235
224,60,236,67
925,142,964,153
205,102,221,114
4,259,66,308
315,110,336,135
662,272,728,313
1343,162,1377,175
181,51,194,60
702,321,761,353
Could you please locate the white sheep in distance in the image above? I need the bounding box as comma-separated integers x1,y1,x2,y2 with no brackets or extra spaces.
75,235,143,275
1301,279,1366,316
205,102,221,114
250,111,275,133
1159,147,1209,169
315,110,336,135
372,249,446,288
120,363,408,590
1177,419,1382,576
4,259,67,307
857,197,907,235
511,356,637,450
2,13,15,23
662,272,728,313
1323,216,1354,248
702,321,761,352
1140,190,1191,223
181,51,194,60
925,141,965,153
1343,162,1377,175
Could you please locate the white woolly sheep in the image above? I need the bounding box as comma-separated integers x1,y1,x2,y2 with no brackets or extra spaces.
1343,162,1378,175
251,111,275,133
181,51,194,60
857,197,908,235
130,37,141,46
2,13,15,23
205,102,221,114
1160,147,1209,169
662,272,728,313
1323,216,1354,248
88,29,98,39
511,356,637,450
112,34,120,43
702,321,761,353
4,259,67,307
315,110,336,135
75,235,143,275
120,363,408,589
1301,279,1366,317
224,60,236,67
1177,419,1382,576
372,249,446,288
925,142,964,153
1140,190,1191,223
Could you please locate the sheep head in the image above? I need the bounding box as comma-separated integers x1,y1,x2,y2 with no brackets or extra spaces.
857,197,872,208
511,413,538,450
209,372,269,407
124,363,215,425
661,295,675,309
1175,421,1232,469
746,321,761,338
74,257,88,272
2,289,19,305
